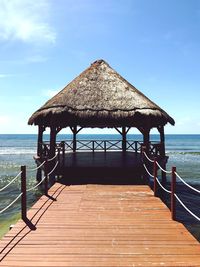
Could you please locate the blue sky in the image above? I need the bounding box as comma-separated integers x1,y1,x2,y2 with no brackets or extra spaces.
0,0,200,134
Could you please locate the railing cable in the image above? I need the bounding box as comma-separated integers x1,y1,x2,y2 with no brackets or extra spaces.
143,163,154,178
26,160,58,192
155,177,171,194
26,175,46,192
26,161,46,172
47,153,58,162
0,193,22,214
175,193,200,222
0,171,22,192
143,151,154,163
47,161,59,176
156,161,172,174
175,172,200,195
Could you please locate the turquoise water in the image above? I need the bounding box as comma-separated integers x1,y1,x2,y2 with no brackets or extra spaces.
0,134,200,225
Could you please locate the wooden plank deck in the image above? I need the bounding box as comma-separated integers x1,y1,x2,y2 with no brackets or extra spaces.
1,183,200,266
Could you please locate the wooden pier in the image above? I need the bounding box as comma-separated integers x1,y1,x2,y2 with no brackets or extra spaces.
1,182,200,266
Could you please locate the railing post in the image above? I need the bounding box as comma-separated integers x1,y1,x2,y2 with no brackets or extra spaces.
171,166,176,221
153,159,158,197
92,141,95,153
61,141,65,168
104,141,106,153
21,165,27,221
44,160,48,195
135,141,138,154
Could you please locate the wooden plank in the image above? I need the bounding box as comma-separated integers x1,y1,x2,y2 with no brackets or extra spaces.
1,183,200,266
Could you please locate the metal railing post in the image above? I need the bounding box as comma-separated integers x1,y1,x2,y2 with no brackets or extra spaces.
153,159,158,197
171,166,176,221
21,165,27,221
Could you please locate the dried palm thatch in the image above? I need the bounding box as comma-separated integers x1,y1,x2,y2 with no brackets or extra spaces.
28,60,175,128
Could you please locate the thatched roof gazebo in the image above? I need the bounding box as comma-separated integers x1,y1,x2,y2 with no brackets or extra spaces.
28,59,174,160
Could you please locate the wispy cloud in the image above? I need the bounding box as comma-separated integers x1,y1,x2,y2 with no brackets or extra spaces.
0,0,56,44
0,73,15,78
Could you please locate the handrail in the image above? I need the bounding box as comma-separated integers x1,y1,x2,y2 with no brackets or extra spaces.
143,151,154,163
26,175,47,192
0,193,22,214
175,171,200,195
156,161,172,174
155,177,171,194
27,161,46,172
26,160,58,192
142,149,200,222
175,193,200,222
0,171,22,192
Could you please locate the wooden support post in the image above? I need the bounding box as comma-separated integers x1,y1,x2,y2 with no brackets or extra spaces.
157,126,165,157
37,125,45,157
171,166,176,221
153,159,158,197
92,141,95,153
104,141,106,153
50,127,57,158
21,165,27,221
44,161,48,195
72,126,77,153
122,126,126,153
143,129,150,155
61,141,65,168
49,127,57,184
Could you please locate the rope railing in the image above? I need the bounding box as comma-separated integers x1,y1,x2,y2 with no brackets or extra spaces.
175,194,200,222
0,171,22,192
143,151,154,163
0,193,22,214
47,152,58,162
155,177,171,194
0,151,60,221
26,161,46,172
175,171,200,195
156,161,172,174
26,160,58,192
142,149,200,222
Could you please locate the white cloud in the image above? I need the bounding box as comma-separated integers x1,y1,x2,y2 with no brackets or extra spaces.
0,74,10,78
0,0,56,44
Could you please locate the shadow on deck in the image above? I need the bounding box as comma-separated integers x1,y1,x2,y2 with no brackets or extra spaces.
57,151,145,185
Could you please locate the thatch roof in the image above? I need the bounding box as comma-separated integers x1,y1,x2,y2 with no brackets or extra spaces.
28,59,175,128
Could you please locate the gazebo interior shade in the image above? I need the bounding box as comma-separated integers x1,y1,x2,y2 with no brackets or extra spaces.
28,59,175,128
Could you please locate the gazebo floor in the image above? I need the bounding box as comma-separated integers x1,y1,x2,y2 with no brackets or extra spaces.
57,152,145,185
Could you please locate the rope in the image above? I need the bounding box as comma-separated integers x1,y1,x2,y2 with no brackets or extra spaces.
156,161,172,174
47,161,59,176
175,172,200,195
143,152,154,163
0,193,22,214
0,171,22,192
26,160,59,192
175,194,200,222
47,153,58,162
155,177,171,194
26,175,46,192
143,163,154,178
27,161,46,172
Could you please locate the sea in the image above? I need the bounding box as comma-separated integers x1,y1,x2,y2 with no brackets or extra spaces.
0,134,200,239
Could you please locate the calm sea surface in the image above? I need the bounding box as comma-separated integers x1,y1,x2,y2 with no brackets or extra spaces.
0,134,200,229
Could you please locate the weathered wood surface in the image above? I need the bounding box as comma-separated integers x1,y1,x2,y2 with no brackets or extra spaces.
1,183,200,266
